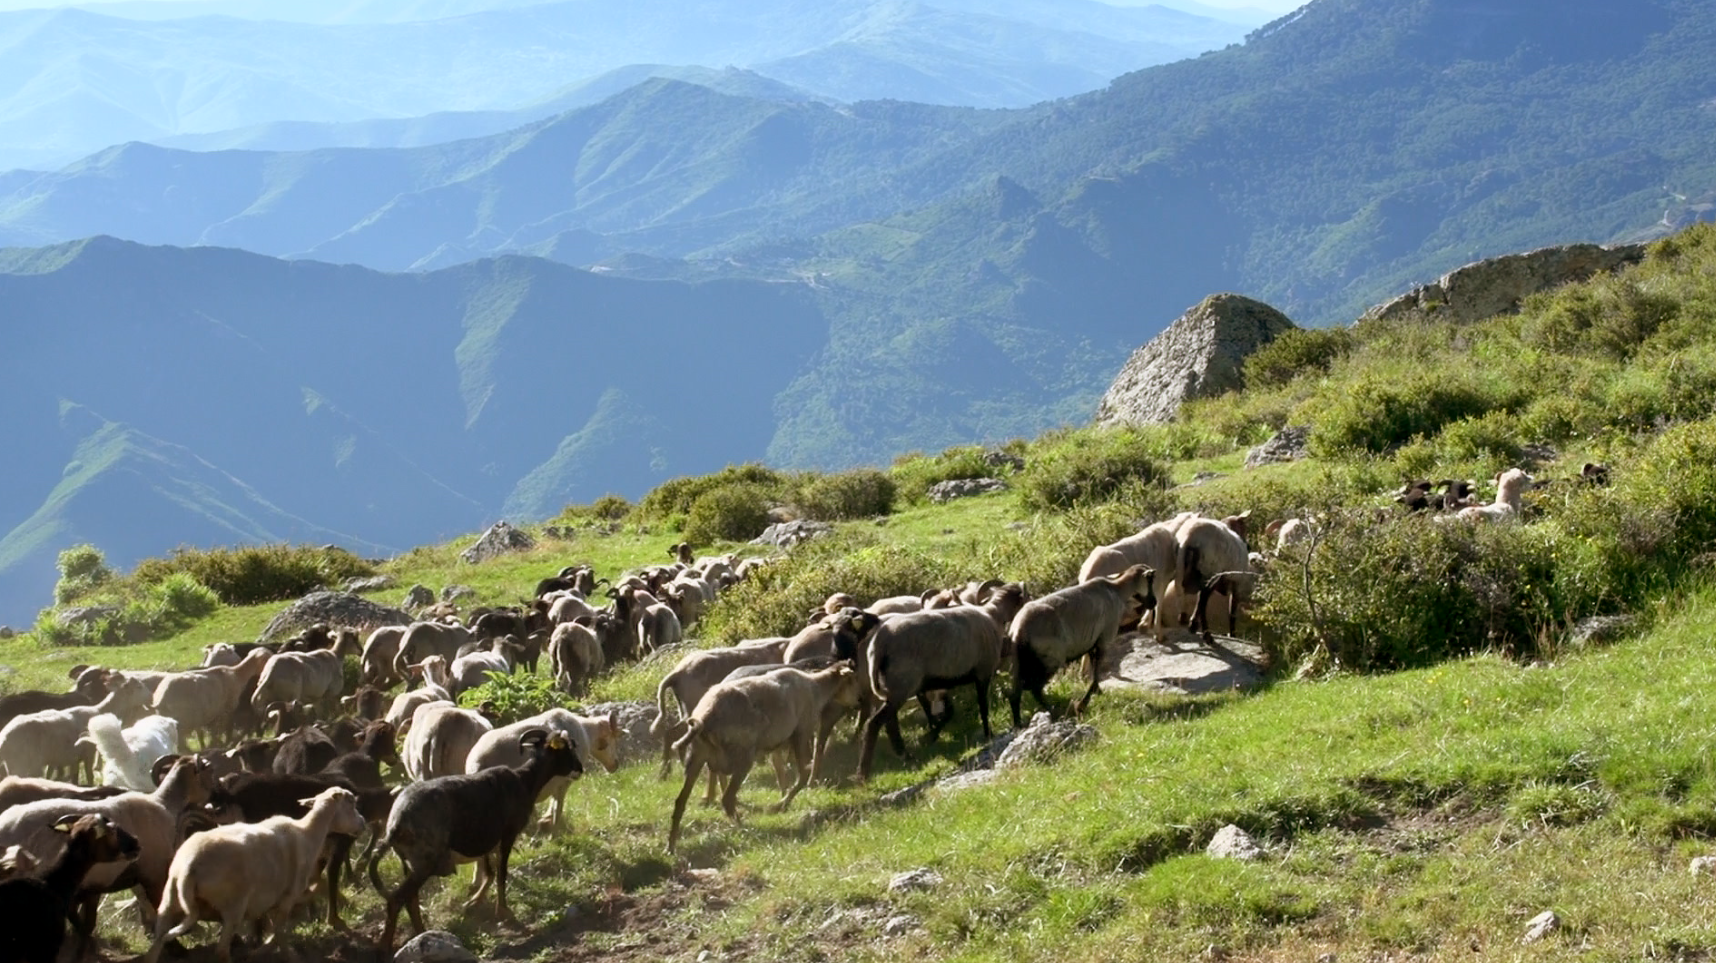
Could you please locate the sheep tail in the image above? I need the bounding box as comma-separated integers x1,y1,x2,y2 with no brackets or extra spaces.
868,649,890,702
651,675,677,737
1178,542,1205,596
366,839,397,902
670,718,700,755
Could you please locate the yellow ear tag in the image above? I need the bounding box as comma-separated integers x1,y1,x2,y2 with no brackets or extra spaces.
548,733,568,750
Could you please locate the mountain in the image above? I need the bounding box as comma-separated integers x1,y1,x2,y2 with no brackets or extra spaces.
0,0,1246,170
0,236,826,623
0,80,1023,267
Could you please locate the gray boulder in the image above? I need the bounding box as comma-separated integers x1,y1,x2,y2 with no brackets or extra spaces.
395,930,477,963
256,591,413,645
1244,425,1311,468
928,477,1007,502
581,700,659,766
55,606,118,627
996,712,1097,768
1206,824,1263,861
343,574,394,593
440,584,477,603
459,520,535,564
402,584,435,610
752,519,832,548
1362,243,1646,328
1097,293,1298,426
1569,614,1639,646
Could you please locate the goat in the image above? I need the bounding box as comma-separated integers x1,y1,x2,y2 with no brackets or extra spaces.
1008,565,1157,725
368,728,583,953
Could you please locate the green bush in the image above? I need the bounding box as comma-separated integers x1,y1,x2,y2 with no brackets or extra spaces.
1305,373,1498,455
53,544,112,605
683,484,773,545
461,671,569,722
794,469,897,521
132,543,374,606
1244,327,1355,387
891,445,1003,503
635,463,785,521
1019,429,1171,511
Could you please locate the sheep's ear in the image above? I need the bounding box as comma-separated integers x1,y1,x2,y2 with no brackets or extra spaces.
297,796,320,808
52,813,81,833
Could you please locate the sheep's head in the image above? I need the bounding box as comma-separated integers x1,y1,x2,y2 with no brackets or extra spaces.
53,813,141,865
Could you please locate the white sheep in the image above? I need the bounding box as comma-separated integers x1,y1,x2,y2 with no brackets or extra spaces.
1160,513,1254,638
383,656,454,729
151,648,273,748
142,786,365,963
548,619,603,696
360,625,409,688
250,644,350,715
402,703,493,781
1455,468,1534,523
1078,511,1196,639
0,677,152,781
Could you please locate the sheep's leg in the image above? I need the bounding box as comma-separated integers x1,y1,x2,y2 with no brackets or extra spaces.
702,767,722,807
769,750,792,793
465,854,495,910
325,834,353,930
721,758,753,823
769,731,814,813
922,691,956,743
494,837,520,924
972,676,994,740
215,913,240,963
669,756,706,853
1073,643,1107,715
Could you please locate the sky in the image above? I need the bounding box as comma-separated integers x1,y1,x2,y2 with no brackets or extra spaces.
0,0,1311,15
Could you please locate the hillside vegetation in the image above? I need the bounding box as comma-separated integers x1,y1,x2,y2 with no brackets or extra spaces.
7,227,1716,961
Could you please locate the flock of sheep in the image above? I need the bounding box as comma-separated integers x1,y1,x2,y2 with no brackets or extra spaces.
0,467,1554,962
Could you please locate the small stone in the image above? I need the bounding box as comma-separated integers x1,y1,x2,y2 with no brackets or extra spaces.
440,584,476,603
1205,824,1262,861
932,769,1000,793
686,868,721,884
888,868,943,894
1521,909,1559,944
394,929,477,963
752,519,832,548
927,477,1008,503
403,584,435,609
1244,425,1311,469
343,574,394,593
1691,855,1716,876
882,914,920,937
1568,614,1639,646
697,951,712,963
1316,953,1336,963
995,712,1097,768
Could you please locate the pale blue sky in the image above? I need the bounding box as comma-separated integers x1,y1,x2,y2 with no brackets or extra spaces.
0,0,1310,14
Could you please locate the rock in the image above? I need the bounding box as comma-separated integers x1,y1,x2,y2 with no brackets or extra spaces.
402,584,435,610
882,915,921,937
55,606,118,628
927,478,1007,503
1244,425,1312,469
459,520,535,564
1096,293,1298,426
1206,824,1263,861
395,930,477,963
888,868,943,894
1568,614,1639,646
984,449,1026,471
1691,856,1716,876
257,592,415,645
440,584,476,603
343,575,394,593
0,626,15,639
1361,243,1646,328
996,712,1097,768
1518,442,1559,467
752,519,832,548
580,700,658,765
932,769,1000,793
1520,909,1559,944
1098,629,1269,695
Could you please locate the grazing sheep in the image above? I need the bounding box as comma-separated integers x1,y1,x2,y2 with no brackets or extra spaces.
1078,512,1194,637
360,625,409,688
151,648,274,748
320,721,399,791
84,713,179,791
143,786,365,963
393,621,475,679
548,618,603,696
368,729,583,953
465,709,619,834
859,585,1028,780
1007,565,1157,726
0,755,217,937
637,600,684,654
0,814,140,963
650,638,793,777
0,677,153,781
341,685,387,722
1167,513,1254,638
449,638,524,697
543,592,598,626
1454,468,1533,523
384,656,454,729
251,641,354,716
866,592,938,616
668,663,862,853
0,667,113,735
272,725,340,776
402,703,494,781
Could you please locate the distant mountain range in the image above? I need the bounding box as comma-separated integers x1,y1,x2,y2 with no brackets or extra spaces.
0,0,1249,170
3,0,1714,622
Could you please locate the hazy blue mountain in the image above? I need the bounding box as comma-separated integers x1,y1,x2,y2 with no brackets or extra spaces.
0,236,825,622
0,0,1246,170
0,80,1022,266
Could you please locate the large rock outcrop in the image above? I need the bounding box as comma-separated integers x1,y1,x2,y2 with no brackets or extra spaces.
257,591,413,644
1096,294,1297,426
1361,243,1647,327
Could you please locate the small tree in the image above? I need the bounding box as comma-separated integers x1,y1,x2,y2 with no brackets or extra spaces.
54,544,112,605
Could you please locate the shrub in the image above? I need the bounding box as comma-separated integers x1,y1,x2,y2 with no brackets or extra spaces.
132,543,374,606
1244,327,1355,388
53,544,112,605
891,445,1002,503
1019,429,1171,511
683,484,773,545
794,469,897,521
460,671,568,722
1305,373,1497,455
635,463,785,521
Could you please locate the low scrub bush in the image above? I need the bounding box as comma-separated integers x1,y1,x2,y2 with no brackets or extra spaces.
794,469,897,521
1019,429,1171,511
635,463,785,522
683,484,773,545
35,570,220,647
1304,372,1499,456
132,543,374,606
891,445,1005,503
461,671,568,722
53,544,113,605
1244,326,1355,388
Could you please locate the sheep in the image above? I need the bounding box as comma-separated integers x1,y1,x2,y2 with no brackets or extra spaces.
0,843,38,879
637,599,685,654
782,609,886,732
662,580,709,629
0,778,126,817
449,637,526,697
321,720,399,790
360,625,409,688
250,640,354,716
1164,513,1254,638
548,618,604,696
543,591,598,626
272,725,341,776
393,621,475,679
667,663,862,853
465,709,619,833
1454,468,1534,523
650,637,793,777
1078,512,1194,637
591,609,637,665
369,728,583,953
669,541,695,565
384,656,454,729
143,786,365,963
0,813,140,963
402,703,495,781
0,755,216,937
858,585,1028,780
341,684,387,722
0,676,153,781
1007,564,1157,726
151,647,274,748
84,713,179,791
0,666,113,734
866,592,938,616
